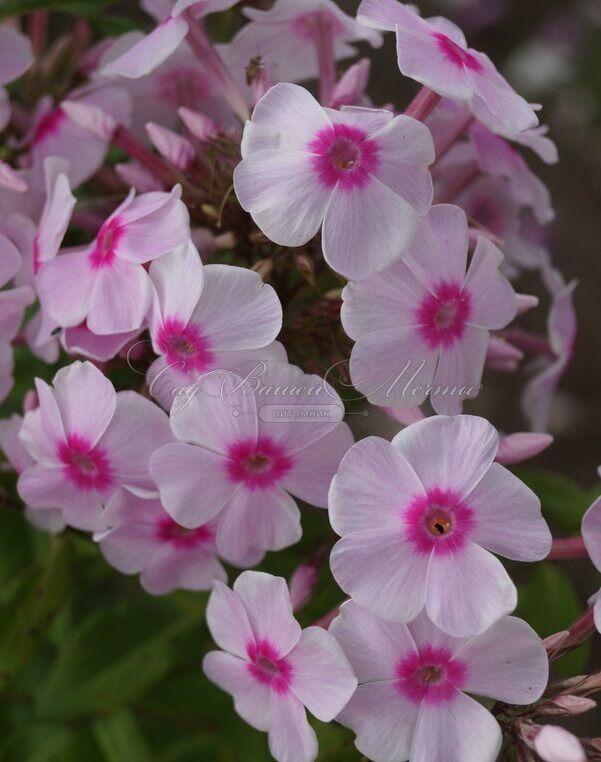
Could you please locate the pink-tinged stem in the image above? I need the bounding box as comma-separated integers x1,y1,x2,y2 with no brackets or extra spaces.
548,536,589,560
435,160,480,203
496,328,555,359
313,17,336,106
183,11,250,122
434,112,474,162
27,11,48,55
546,607,597,659
112,127,179,187
404,87,441,122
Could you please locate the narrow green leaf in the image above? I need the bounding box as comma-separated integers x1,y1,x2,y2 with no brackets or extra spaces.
93,710,152,762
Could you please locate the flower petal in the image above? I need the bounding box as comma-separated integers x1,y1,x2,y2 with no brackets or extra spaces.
268,692,318,762
464,237,516,329
206,579,255,658
468,462,551,561
455,616,548,703
426,542,517,637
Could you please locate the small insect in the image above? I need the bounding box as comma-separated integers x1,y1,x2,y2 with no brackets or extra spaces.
245,54,266,86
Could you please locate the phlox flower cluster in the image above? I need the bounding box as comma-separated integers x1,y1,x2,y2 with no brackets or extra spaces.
0,0,598,761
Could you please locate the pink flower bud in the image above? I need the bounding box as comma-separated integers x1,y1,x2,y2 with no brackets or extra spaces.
495,432,553,465
178,107,220,142
534,725,586,762
289,563,319,612
145,122,195,170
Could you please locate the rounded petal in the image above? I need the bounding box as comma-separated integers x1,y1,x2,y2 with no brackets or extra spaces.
192,265,282,351
456,616,548,704
149,241,204,327
167,370,258,453
268,692,318,762
403,204,469,290
287,626,357,721
464,237,517,329
429,326,488,415
534,726,586,762
99,391,172,489
349,327,438,408
0,27,33,86
234,150,330,247
216,488,302,563
141,550,226,595
330,600,418,683
281,423,353,509
321,180,419,280
203,650,272,732
426,542,517,637
391,415,499,500
0,232,23,287
341,260,428,341
206,579,255,658
101,16,189,78
150,442,231,528
468,463,551,561
243,83,331,154
330,529,429,624
37,250,95,328
337,681,418,762
328,436,425,537
52,361,116,446
370,115,434,213
411,691,502,762
233,571,301,657
582,497,601,572
19,381,64,463
88,260,152,335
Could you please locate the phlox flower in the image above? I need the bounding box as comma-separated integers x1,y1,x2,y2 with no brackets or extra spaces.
147,242,283,409
26,85,132,189
37,186,189,335
331,601,548,762
341,204,516,413
0,412,65,534
357,0,538,134
456,176,550,277
582,496,601,633
329,415,552,636
234,82,435,280
0,26,33,86
522,267,576,432
203,571,357,762
226,0,381,88
150,365,353,563
95,487,227,595
17,361,173,532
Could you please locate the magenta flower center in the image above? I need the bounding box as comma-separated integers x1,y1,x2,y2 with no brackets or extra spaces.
57,433,113,491
156,516,213,549
404,487,475,556
416,281,472,349
247,639,293,693
156,318,215,375
33,107,66,145
309,123,380,191
157,67,210,107
396,645,467,705
88,218,124,269
433,32,483,73
225,436,293,489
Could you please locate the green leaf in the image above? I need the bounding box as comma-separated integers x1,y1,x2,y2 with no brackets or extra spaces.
35,604,199,721
517,562,590,676
513,468,600,531
93,710,152,762
0,0,115,21
0,534,72,687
